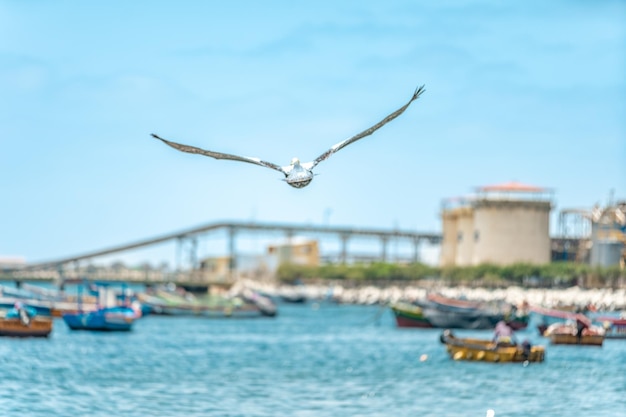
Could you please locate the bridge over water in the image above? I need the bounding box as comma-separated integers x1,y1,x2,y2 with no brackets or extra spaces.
2,220,441,286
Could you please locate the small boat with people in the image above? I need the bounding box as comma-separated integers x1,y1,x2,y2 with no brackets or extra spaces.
0,302,53,337
529,305,580,335
440,329,545,363
542,315,605,346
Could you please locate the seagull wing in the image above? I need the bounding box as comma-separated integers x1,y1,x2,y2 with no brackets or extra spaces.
151,134,287,175
308,85,425,169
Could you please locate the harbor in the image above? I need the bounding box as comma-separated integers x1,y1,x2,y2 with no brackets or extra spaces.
2,300,625,417
3,0,625,415
1,188,624,417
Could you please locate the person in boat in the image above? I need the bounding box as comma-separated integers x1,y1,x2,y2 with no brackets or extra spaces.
521,339,532,359
493,320,517,346
7,301,36,326
575,316,588,342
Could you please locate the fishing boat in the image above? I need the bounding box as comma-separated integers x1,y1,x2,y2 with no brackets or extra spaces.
591,315,626,339
588,311,626,339
279,293,307,304
62,305,136,331
420,294,530,330
0,304,53,337
138,286,277,318
422,304,502,329
543,319,605,346
440,329,545,363
389,301,432,328
529,305,579,335
62,282,139,331
0,283,98,317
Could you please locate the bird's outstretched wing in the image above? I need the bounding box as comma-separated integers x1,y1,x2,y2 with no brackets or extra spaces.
308,85,425,169
151,134,287,174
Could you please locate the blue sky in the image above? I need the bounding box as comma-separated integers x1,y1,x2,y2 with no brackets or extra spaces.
1,1,625,265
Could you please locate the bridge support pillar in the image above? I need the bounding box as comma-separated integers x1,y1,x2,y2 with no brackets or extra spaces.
57,264,66,291
413,237,421,264
380,237,388,263
228,226,237,280
340,234,349,264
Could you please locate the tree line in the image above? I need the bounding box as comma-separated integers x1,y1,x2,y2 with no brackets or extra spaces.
276,261,626,288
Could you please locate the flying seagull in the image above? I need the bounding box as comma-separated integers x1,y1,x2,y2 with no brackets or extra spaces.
152,85,425,189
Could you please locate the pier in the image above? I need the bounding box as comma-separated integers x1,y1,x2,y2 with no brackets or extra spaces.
1,220,441,286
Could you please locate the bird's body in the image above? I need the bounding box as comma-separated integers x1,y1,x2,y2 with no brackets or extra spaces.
283,158,313,189
152,85,425,188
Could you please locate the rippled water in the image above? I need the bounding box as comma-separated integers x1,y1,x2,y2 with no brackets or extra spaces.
1,304,624,416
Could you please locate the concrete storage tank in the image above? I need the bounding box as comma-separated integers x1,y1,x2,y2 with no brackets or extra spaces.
440,181,553,266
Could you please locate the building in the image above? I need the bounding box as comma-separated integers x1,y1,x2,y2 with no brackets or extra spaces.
267,238,320,267
553,199,626,268
0,256,26,272
199,254,272,283
589,200,626,268
440,181,553,266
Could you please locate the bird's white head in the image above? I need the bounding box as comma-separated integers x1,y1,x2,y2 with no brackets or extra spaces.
290,157,300,166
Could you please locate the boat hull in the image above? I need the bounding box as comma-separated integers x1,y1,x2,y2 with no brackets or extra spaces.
139,291,277,318
549,333,604,346
0,317,53,337
390,302,432,328
63,307,135,331
423,307,502,330
440,330,545,363
543,322,605,346
148,304,269,318
422,294,529,330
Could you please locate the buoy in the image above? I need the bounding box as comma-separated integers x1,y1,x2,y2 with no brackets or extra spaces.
453,351,464,360
419,354,428,362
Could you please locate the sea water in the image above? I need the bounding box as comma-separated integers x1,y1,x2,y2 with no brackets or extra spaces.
0,303,624,416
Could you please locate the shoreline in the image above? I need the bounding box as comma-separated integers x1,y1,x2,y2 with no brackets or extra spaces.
239,279,626,311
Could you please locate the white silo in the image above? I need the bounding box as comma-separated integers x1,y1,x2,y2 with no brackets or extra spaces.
440,182,553,266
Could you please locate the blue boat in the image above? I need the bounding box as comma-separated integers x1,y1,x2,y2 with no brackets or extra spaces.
62,282,138,331
62,306,136,331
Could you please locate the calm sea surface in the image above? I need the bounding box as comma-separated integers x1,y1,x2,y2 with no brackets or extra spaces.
1,303,624,417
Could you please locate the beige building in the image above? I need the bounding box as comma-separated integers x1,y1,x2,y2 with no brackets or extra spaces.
199,256,233,282
267,238,320,267
440,182,553,266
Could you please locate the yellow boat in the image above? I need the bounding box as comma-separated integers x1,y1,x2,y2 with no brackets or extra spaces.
440,330,545,363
